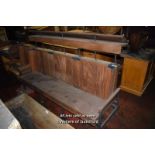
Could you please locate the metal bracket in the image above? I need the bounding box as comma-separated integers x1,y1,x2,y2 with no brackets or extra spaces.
72,48,81,61
114,54,117,63
108,63,117,69
97,95,119,128
48,52,54,55
72,56,81,61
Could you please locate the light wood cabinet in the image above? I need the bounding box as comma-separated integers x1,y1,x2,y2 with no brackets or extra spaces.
120,56,154,96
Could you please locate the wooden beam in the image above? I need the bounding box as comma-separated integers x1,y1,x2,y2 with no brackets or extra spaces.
29,35,126,54
5,94,74,129
28,30,127,42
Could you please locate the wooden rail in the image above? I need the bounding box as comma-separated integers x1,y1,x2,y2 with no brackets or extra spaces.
29,35,127,54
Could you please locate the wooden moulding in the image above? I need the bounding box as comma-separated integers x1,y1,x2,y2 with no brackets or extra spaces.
19,45,119,99
29,35,127,54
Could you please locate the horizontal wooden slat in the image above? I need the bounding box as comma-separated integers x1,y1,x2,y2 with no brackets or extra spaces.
5,94,74,129
29,35,126,54
28,30,127,42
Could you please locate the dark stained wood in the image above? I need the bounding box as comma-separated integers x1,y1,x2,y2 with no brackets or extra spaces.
48,52,55,76
2,64,155,129
27,50,37,72
18,45,29,65
28,30,126,42
29,35,126,54
54,54,66,81
82,60,97,95
27,49,43,73
65,56,74,84
41,50,47,74
82,51,113,62
71,58,83,88
18,45,119,99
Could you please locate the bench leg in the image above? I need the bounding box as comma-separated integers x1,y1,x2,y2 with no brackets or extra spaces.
97,95,119,129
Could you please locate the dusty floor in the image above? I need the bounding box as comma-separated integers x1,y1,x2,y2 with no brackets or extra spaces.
0,70,155,129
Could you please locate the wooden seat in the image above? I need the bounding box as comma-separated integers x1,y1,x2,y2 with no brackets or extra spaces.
17,44,120,128
20,72,120,127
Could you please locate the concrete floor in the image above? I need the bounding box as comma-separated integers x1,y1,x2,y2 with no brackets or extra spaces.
0,70,155,129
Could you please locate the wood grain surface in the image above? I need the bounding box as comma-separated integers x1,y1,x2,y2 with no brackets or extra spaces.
18,45,29,65
18,45,118,99
6,94,74,129
29,35,125,54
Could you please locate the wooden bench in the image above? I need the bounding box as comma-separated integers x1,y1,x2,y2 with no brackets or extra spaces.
17,44,120,128
5,93,73,129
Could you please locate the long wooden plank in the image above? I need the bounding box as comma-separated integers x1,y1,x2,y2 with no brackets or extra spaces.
24,94,74,129
29,35,124,54
28,30,127,42
5,94,74,129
